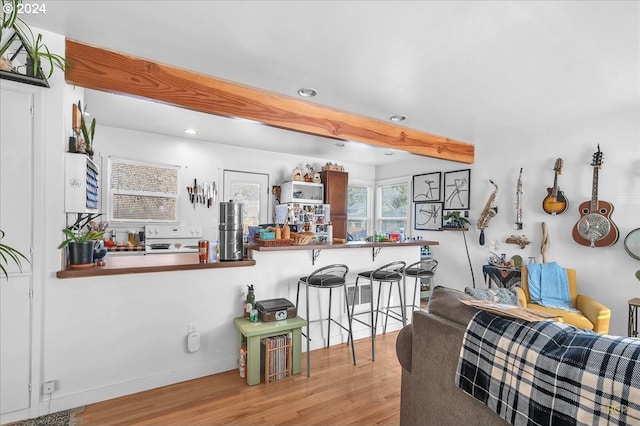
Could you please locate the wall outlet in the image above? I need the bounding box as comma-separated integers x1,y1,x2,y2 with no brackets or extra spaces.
188,321,199,333
43,381,56,394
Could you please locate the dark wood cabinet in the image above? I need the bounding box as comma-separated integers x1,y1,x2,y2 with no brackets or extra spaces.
320,170,348,240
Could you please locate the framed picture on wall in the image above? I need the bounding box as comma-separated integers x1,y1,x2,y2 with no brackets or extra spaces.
412,172,441,202
414,202,443,231
443,169,471,210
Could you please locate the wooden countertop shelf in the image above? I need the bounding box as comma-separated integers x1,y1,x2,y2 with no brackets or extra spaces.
246,240,438,264
245,240,438,252
56,253,255,279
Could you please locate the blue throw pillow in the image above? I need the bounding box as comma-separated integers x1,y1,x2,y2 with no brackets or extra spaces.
464,287,521,306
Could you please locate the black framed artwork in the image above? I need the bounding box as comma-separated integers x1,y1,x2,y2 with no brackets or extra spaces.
414,202,443,231
412,172,441,202
443,169,471,210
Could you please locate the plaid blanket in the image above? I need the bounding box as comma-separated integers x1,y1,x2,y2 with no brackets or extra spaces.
455,311,640,426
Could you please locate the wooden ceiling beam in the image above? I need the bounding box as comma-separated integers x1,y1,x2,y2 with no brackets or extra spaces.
64,39,474,164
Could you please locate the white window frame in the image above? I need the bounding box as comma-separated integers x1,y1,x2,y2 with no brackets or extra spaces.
106,156,180,223
347,179,373,241
375,176,411,234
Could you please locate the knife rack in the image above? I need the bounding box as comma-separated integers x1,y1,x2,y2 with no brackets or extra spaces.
186,178,217,208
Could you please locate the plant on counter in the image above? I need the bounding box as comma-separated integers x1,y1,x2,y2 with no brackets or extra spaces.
0,229,29,279
58,227,105,249
59,215,105,267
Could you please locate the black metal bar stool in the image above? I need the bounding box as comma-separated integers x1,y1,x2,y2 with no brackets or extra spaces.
350,261,406,361
296,264,355,376
403,259,438,318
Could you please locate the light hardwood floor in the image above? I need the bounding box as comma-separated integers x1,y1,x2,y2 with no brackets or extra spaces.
74,331,402,425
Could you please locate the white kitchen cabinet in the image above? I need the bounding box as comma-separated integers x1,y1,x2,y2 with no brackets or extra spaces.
0,82,35,417
279,181,324,204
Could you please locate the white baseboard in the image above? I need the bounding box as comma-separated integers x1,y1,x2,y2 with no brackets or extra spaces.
37,357,236,415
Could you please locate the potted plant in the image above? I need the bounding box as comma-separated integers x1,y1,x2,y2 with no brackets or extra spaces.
19,23,67,78
442,210,470,229
0,229,29,279
77,100,96,157
0,0,67,79
58,227,104,269
0,0,19,71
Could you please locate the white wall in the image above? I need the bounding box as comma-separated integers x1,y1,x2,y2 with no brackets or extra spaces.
377,105,640,338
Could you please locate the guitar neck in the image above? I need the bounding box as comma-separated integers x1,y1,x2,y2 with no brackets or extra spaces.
551,172,559,197
590,166,599,212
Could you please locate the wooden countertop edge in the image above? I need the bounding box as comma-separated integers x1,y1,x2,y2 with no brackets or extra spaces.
56,258,256,279
245,240,439,252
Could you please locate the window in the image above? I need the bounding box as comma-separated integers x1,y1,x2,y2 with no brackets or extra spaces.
377,180,409,234
223,170,269,233
108,158,179,222
347,185,370,241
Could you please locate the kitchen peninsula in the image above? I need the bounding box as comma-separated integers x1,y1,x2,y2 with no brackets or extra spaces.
56,240,436,278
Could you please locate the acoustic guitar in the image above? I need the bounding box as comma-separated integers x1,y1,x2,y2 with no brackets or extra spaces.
572,145,619,247
542,158,568,215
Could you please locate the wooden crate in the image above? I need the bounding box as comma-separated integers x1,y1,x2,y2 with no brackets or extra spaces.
260,334,292,384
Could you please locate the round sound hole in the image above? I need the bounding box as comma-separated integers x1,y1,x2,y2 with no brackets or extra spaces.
599,208,608,214
581,208,590,214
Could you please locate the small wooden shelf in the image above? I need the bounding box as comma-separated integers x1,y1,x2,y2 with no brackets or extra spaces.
57,253,255,279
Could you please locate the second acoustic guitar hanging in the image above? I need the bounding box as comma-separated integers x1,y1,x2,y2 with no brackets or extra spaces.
572,144,619,248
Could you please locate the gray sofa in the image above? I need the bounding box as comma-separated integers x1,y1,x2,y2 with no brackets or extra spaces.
395,286,508,426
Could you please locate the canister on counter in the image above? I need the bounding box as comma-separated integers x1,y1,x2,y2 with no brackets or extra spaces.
198,240,209,263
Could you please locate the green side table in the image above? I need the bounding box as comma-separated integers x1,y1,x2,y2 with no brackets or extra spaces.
234,316,306,386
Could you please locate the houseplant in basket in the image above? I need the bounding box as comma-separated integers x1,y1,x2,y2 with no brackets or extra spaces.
58,227,104,269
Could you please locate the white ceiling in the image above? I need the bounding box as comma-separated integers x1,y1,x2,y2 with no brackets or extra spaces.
25,1,639,166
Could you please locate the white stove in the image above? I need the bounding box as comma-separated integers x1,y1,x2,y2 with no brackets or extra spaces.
145,225,203,254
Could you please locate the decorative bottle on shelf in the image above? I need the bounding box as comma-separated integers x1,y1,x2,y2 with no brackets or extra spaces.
326,223,333,243
399,227,406,243
245,284,255,319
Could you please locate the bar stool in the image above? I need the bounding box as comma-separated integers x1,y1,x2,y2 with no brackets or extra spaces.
351,261,406,361
296,264,355,377
403,259,438,318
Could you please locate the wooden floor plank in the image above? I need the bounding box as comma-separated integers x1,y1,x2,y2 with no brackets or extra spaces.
74,331,402,425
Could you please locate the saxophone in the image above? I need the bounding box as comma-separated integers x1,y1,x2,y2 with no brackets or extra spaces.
477,179,498,246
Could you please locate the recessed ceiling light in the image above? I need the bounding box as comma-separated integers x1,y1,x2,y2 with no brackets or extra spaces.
384,152,394,156
390,114,407,122
297,88,318,98
334,143,345,148
184,128,198,135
